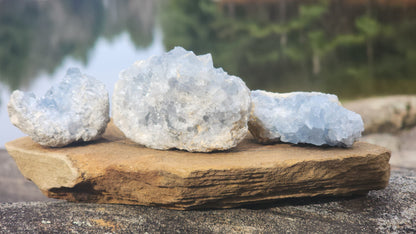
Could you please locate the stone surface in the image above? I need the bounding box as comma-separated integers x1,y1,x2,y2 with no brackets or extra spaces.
249,90,364,147
8,68,110,147
112,47,251,152
0,168,414,233
5,121,390,210
344,95,416,134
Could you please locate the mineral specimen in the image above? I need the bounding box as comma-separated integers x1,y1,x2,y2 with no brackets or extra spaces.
249,90,364,147
8,68,110,147
112,47,251,152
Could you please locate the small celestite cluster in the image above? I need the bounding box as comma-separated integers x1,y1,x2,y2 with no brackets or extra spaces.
112,47,251,152
249,90,364,147
8,68,109,147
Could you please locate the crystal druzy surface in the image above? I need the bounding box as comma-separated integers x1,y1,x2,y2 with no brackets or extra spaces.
8,68,110,147
112,47,251,152
249,90,364,147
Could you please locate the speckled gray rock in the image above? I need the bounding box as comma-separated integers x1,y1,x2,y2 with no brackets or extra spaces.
7,68,109,147
112,47,251,152
249,90,364,147
0,168,414,233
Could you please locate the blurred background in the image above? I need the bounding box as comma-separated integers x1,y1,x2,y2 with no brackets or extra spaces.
0,0,415,201
1,0,416,147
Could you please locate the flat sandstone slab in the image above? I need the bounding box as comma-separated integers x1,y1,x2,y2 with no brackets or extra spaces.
5,122,391,210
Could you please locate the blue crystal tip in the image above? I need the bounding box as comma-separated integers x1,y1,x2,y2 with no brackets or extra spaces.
66,67,81,76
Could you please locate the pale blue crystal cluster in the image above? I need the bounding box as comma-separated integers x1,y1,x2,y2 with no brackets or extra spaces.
112,47,251,152
249,90,364,147
8,68,109,147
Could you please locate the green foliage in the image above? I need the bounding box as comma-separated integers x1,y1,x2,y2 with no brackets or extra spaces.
1,0,415,99
0,14,31,90
289,1,328,30
161,0,416,98
356,14,381,37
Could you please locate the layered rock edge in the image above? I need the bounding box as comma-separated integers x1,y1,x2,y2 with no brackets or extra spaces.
5,122,391,210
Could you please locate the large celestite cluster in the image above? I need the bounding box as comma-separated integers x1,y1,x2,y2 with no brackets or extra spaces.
248,90,364,147
112,47,251,152
8,68,109,147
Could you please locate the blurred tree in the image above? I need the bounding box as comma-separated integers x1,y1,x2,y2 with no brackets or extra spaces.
102,0,155,48
161,0,331,91
0,0,156,91
161,0,416,98
0,1,38,90
0,0,104,90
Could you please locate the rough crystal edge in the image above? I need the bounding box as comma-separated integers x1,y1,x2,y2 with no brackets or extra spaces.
7,68,110,147
112,47,251,152
249,90,364,147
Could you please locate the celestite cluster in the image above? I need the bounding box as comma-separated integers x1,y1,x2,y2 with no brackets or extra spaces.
249,90,364,147
8,68,109,147
112,47,251,152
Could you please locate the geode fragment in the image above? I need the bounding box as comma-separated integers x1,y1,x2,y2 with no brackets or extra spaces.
112,47,251,152
8,68,110,147
249,90,364,147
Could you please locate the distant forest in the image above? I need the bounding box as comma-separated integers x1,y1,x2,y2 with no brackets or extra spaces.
0,0,415,98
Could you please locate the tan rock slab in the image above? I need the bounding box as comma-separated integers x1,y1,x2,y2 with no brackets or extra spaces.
5,122,391,210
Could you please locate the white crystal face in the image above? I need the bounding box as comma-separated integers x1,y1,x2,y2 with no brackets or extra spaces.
8,68,110,147
249,90,364,147
112,47,251,152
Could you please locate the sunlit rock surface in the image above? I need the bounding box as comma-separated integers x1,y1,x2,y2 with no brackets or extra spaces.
112,47,251,152
249,90,364,147
8,68,110,147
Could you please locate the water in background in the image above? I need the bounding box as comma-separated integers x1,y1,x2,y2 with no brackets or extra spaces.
1,0,416,147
